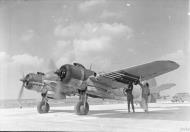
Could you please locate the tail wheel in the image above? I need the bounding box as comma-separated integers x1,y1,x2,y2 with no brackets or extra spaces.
37,101,50,114
75,101,89,115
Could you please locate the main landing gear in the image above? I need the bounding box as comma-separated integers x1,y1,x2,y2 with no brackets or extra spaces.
36,88,90,115
75,89,89,115
37,92,50,114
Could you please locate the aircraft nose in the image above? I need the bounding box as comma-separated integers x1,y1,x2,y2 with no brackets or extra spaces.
19,74,31,89
55,65,67,81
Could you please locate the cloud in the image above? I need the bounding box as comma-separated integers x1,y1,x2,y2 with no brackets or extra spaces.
0,52,11,64
52,40,74,66
0,52,45,74
0,52,45,99
73,37,110,52
126,3,131,7
78,0,106,12
56,57,71,67
54,22,132,39
12,54,44,68
54,22,134,71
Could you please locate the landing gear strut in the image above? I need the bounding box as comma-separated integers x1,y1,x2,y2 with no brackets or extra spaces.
37,92,50,114
75,89,89,115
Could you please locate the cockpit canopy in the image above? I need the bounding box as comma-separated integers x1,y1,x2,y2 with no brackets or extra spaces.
73,62,86,69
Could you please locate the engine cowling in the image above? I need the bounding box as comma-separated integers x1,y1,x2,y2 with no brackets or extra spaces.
55,64,96,90
24,73,44,90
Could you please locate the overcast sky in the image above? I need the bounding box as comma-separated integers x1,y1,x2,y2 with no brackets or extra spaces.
0,0,189,99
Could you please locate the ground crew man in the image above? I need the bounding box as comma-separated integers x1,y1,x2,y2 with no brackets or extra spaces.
125,82,135,113
139,82,150,112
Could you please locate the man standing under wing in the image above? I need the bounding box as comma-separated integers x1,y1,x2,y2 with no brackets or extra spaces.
139,82,150,112
125,82,135,113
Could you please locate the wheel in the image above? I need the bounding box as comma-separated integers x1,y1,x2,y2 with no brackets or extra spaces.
123,88,127,96
75,101,89,115
37,101,50,114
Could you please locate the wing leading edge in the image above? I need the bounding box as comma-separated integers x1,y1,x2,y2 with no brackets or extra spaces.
100,60,179,84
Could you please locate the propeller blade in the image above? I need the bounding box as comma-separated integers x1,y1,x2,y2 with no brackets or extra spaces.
90,64,92,70
48,59,57,71
17,83,25,108
54,81,66,99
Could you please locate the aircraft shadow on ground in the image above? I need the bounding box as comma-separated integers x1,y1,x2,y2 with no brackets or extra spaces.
50,106,190,121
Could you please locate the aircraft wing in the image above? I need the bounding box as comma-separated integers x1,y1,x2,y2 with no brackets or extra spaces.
98,60,179,85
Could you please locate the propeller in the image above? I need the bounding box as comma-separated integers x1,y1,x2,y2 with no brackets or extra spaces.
54,80,66,99
17,74,27,108
17,83,24,108
48,58,57,72
90,64,92,70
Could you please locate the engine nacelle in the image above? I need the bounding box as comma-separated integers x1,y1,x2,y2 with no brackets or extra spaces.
55,63,96,90
24,73,44,91
26,73,43,83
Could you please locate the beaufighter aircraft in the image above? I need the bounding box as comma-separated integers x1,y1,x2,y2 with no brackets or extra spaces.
18,60,179,115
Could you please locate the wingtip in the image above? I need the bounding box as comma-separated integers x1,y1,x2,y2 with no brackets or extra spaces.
167,60,180,69
159,60,180,69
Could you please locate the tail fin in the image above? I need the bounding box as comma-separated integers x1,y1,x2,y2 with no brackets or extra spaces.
149,83,176,103
150,83,176,93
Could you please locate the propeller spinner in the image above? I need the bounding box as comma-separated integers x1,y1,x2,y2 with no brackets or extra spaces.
55,66,67,81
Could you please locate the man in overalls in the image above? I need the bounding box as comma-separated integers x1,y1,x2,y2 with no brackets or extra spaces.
139,82,150,112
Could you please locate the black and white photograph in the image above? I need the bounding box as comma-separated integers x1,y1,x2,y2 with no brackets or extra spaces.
0,0,189,131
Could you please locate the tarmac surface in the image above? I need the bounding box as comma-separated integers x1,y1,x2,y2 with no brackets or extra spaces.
1,103,190,132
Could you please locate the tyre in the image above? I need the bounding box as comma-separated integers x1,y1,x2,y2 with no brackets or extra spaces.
37,101,50,114
123,88,127,96
75,101,89,115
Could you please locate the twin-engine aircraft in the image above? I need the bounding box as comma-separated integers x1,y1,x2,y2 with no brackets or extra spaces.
18,60,179,115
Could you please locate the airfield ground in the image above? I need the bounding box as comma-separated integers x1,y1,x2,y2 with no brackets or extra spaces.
0,103,190,132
